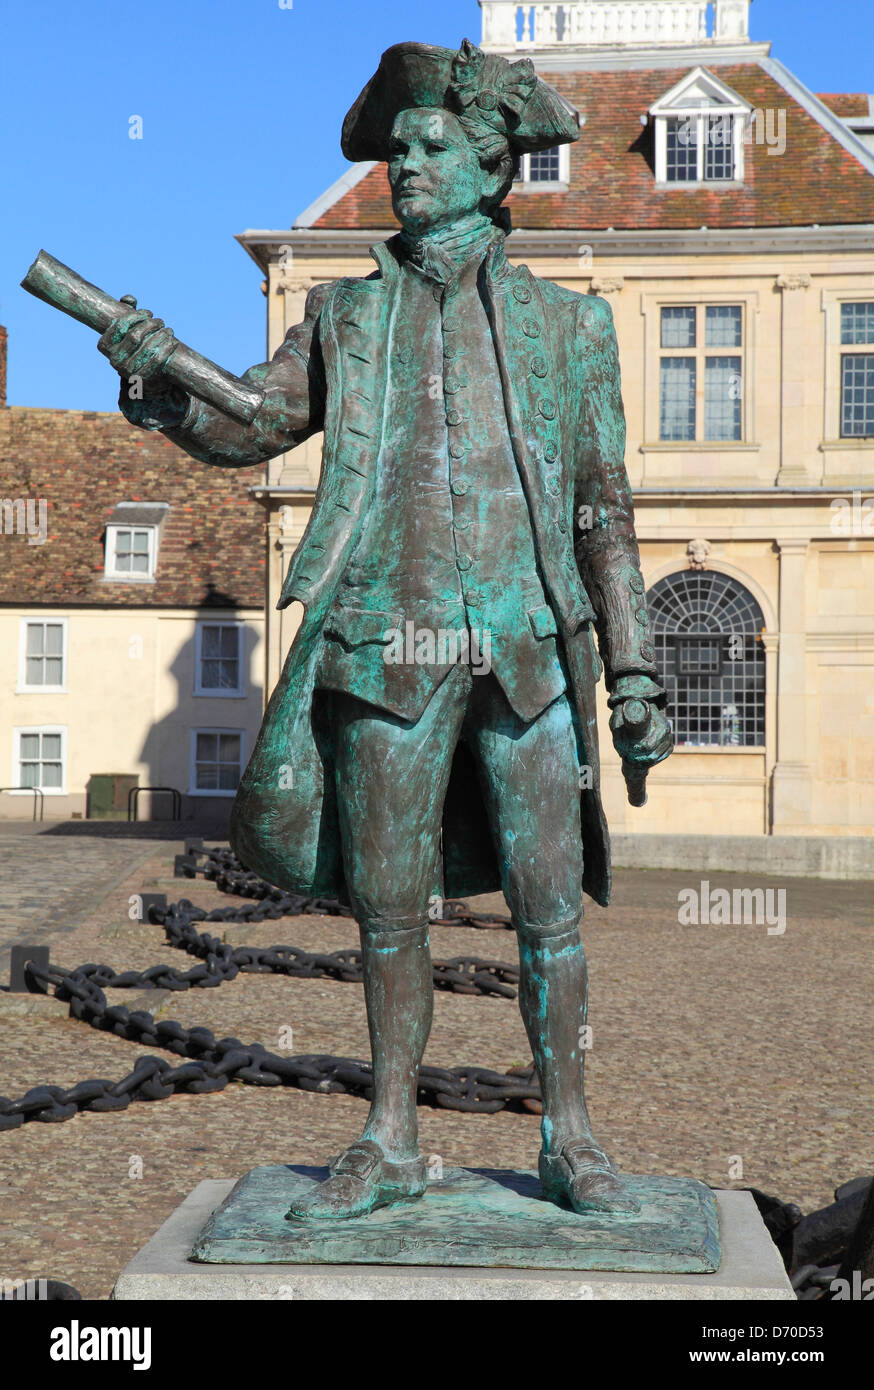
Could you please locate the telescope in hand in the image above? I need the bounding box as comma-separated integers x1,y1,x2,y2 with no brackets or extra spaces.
21,250,265,427
619,698,651,808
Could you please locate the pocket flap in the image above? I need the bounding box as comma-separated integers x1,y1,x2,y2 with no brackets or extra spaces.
324,607,402,648
528,603,558,640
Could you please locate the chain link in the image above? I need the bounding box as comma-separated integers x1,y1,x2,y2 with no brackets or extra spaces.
0,961,539,1129
0,847,539,1130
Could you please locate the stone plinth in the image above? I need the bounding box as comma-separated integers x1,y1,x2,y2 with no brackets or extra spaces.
112,1170,794,1301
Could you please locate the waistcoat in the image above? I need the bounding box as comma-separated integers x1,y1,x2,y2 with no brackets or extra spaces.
317,238,567,724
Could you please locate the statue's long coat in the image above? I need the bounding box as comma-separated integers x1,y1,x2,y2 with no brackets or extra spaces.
181,237,655,909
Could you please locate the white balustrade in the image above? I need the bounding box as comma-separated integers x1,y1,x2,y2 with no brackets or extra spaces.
479,1,751,48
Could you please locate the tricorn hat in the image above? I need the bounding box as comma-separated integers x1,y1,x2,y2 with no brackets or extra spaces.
342,38,581,163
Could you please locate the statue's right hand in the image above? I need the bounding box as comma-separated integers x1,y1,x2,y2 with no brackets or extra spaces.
97,306,177,384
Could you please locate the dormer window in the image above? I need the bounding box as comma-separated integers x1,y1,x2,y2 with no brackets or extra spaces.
650,68,751,186
514,143,570,189
103,502,168,582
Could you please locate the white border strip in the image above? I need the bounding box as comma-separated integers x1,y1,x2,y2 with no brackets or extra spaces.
758,57,874,178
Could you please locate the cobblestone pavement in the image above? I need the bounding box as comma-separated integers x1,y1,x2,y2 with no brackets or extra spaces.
0,837,871,1298
0,822,164,975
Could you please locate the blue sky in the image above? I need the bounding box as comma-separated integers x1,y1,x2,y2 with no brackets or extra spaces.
1,0,871,410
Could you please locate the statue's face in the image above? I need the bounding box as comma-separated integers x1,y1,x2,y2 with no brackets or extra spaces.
387,107,501,233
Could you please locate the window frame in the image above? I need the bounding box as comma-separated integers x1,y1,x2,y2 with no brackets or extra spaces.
17,617,68,693
189,727,245,798
647,572,766,752
821,290,874,449
513,143,570,191
194,621,245,698
655,112,747,186
104,522,159,582
655,302,747,445
838,300,874,440
650,67,751,189
11,725,68,795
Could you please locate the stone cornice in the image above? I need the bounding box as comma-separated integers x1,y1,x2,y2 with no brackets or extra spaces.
237,224,874,271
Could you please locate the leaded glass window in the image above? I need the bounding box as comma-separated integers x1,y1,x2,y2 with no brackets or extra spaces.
647,571,765,747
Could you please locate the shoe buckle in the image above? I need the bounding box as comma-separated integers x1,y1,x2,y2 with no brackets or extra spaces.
333,1145,379,1179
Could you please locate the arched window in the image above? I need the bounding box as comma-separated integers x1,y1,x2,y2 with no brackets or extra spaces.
647,571,766,748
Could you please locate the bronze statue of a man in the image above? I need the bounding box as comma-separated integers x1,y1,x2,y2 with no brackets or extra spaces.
97,40,672,1222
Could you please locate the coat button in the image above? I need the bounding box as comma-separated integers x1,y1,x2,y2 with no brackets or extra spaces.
630,574,645,594
457,553,473,571
636,608,649,626
547,474,561,493
446,410,462,426
544,440,559,462
443,342,458,359
450,442,466,459
513,283,532,304
443,318,459,333
558,518,567,533
538,398,557,420
531,357,548,378
465,589,483,605
522,319,541,338
640,642,655,662
444,379,461,394
452,478,470,496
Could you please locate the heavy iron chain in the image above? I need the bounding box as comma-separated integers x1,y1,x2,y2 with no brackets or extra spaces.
0,961,540,1131
41,909,521,1000
0,845,541,1131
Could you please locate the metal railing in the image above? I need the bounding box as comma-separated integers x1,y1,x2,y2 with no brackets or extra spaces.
0,787,45,821
127,785,183,823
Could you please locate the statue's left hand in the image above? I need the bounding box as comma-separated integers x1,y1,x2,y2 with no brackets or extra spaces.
610,700,673,767
608,676,673,767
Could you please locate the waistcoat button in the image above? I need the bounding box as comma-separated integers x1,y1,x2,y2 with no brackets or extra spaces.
513,283,532,304
538,398,557,420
